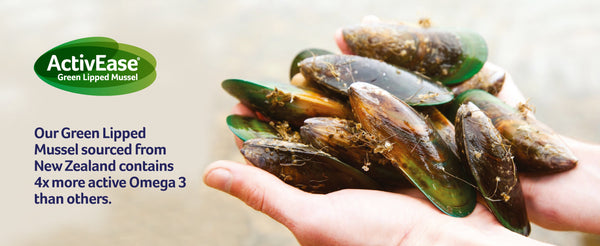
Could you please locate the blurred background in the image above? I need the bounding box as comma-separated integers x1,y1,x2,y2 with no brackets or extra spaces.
1,0,599,245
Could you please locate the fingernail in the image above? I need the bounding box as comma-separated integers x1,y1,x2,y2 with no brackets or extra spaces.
335,28,353,55
204,168,232,193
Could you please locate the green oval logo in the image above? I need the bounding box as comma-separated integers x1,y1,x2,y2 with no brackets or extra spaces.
34,37,157,96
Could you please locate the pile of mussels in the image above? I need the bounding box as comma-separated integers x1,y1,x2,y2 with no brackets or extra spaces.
222,22,578,236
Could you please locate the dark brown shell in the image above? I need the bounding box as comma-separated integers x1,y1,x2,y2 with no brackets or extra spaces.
456,102,530,236
298,54,453,106
300,117,412,189
241,138,380,193
348,82,476,217
417,106,458,157
454,90,577,173
342,23,487,84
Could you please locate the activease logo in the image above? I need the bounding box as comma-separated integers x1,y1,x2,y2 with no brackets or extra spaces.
34,37,157,96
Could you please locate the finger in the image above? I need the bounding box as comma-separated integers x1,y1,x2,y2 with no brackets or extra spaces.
234,135,244,150
335,15,381,55
231,103,256,117
495,73,527,108
335,28,352,55
203,160,312,227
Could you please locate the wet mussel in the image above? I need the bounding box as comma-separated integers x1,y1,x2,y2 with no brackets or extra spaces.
298,54,453,106
349,82,476,217
289,48,333,79
455,102,530,235
453,89,577,173
222,79,352,127
341,23,488,84
241,138,380,193
300,117,412,189
222,20,577,234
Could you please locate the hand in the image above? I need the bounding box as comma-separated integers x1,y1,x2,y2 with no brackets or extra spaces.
205,111,544,245
204,16,599,245
204,103,544,245
498,76,600,234
337,14,600,235
205,158,544,245
493,65,600,235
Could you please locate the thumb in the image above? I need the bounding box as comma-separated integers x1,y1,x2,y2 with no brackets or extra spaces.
203,160,312,226
335,28,352,55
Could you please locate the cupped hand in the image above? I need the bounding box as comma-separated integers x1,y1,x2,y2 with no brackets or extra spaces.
205,110,541,245
488,53,600,235
336,16,600,234
204,17,599,245
206,102,545,245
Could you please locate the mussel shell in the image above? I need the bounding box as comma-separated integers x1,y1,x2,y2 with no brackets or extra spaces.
450,62,506,96
226,115,279,142
456,102,530,236
241,138,381,193
349,82,476,217
454,89,577,173
290,48,333,79
298,54,453,106
342,23,488,84
222,79,352,127
300,117,412,189
417,106,458,157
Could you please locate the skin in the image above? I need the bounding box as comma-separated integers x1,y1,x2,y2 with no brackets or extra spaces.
204,16,600,245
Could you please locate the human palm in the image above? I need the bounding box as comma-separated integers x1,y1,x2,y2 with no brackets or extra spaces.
204,21,600,245
496,74,600,234
206,101,553,246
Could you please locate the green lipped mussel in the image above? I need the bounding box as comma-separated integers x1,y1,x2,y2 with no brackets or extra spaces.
348,82,476,217
300,117,412,189
454,89,577,173
222,79,352,127
241,138,380,193
418,106,458,157
455,102,530,236
298,54,453,106
226,115,279,142
342,23,487,84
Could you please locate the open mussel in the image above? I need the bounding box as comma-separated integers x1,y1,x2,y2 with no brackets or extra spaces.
455,102,530,236
454,89,577,173
298,54,453,106
241,138,381,193
222,79,352,127
348,82,476,217
300,117,412,189
341,23,488,84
